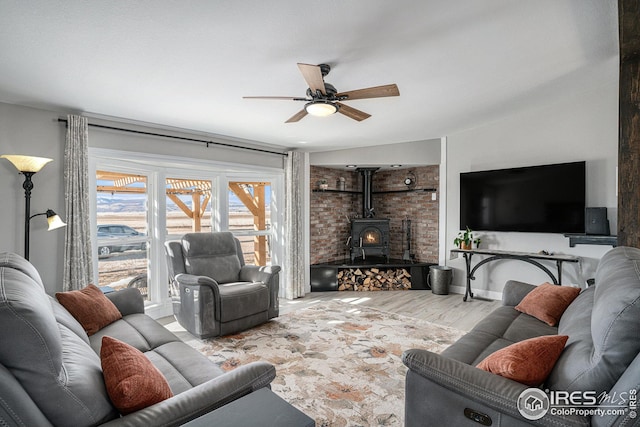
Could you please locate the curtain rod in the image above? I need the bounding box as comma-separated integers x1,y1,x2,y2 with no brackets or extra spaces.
57,118,288,157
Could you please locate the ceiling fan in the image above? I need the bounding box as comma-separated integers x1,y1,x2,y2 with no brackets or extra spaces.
243,63,400,123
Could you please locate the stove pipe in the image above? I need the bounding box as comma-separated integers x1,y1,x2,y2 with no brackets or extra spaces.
358,167,379,218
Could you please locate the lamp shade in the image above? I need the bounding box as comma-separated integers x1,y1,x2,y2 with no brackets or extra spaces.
305,101,338,117
45,209,67,231
1,155,53,173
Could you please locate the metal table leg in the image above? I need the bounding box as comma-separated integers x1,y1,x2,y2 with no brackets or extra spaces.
556,261,563,284
463,253,474,301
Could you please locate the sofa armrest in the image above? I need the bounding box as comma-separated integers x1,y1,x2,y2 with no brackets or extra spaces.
502,280,537,307
105,287,145,316
239,265,281,284
402,349,588,427
99,361,276,427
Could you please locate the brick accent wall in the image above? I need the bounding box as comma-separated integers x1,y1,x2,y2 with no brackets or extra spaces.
310,165,439,264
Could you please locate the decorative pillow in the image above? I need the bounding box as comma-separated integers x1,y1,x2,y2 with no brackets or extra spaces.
55,284,122,335
515,282,581,326
476,335,569,386
100,336,173,414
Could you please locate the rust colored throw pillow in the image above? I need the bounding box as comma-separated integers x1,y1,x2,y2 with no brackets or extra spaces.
476,335,569,386
515,282,581,326
55,284,122,335
101,336,173,414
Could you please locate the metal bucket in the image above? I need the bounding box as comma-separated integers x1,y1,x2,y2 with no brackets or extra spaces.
428,265,453,295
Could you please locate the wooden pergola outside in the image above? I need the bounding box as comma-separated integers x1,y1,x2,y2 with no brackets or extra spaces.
96,171,270,265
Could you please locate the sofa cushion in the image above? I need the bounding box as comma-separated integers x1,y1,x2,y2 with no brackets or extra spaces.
515,282,580,326
56,284,122,335
89,313,225,394
49,295,91,344
101,336,173,414
182,232,242,283
476,335,568,386
547,246,640,395
144,341,225,394
0,265,118,427
441,306,557,365
90,313,183,354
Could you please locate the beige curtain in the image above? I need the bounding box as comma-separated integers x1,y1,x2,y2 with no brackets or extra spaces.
284,151,306,299
63,115,93,291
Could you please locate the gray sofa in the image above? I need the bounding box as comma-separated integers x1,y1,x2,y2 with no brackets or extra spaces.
0,252,276,427
165,232,280,338
403,246,640,427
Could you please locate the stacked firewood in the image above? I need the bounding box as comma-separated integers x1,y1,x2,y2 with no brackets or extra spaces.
337,267,412,291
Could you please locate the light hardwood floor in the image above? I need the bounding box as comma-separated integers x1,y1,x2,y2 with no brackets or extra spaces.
279,290,500,332
160,291,501,335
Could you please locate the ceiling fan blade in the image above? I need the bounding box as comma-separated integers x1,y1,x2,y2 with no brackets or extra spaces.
336,84,400,100
336,102,371,121
243,96,308,101
285,109,308,123
297,63,326,95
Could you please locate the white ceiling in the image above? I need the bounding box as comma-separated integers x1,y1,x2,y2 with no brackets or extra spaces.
0,1,618,152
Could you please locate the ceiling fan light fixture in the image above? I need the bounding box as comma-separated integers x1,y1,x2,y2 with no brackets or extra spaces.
305,100,338,117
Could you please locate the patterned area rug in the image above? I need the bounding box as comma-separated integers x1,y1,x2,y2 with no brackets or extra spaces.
189,300,465,426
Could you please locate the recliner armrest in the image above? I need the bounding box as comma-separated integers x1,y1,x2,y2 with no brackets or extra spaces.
402,349,588,427
502,280,537,307
99,361,276,427
175,273,220,287
239,265,281,284
175,273,221,301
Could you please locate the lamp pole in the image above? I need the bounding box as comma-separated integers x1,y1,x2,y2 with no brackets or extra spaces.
22,172,35,260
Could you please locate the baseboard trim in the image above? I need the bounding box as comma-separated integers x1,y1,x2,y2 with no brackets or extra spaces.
449,285,502,302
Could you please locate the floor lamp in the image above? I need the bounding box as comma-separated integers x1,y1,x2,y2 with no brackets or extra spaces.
1,155,67,260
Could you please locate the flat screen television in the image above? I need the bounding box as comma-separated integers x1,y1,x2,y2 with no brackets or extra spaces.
460,161,585,233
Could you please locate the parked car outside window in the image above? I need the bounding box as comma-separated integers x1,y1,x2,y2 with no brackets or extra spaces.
97,224,147,257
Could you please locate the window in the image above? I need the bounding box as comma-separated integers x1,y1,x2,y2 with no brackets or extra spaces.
166,177,214,237
96,170,150,300
228,181,272,265
90,149,284,319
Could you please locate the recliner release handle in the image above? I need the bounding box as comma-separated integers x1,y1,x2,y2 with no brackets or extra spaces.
464,408,492,425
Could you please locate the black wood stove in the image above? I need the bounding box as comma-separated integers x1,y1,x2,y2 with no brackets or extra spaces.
349,168,390,262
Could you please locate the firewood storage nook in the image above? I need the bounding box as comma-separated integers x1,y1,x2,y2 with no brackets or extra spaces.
310,260,435,292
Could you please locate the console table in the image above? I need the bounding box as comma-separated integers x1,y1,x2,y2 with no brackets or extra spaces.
450,249,580,302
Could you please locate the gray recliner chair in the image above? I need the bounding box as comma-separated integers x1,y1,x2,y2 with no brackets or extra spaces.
165,232,280,339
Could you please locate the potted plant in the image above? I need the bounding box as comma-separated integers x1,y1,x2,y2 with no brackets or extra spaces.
317,179,329,190
454,226,481,250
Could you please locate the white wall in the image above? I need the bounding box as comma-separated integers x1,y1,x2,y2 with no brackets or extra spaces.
0,103,66,294
445,81,619,298
309,139,441,167
0,102,285,294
